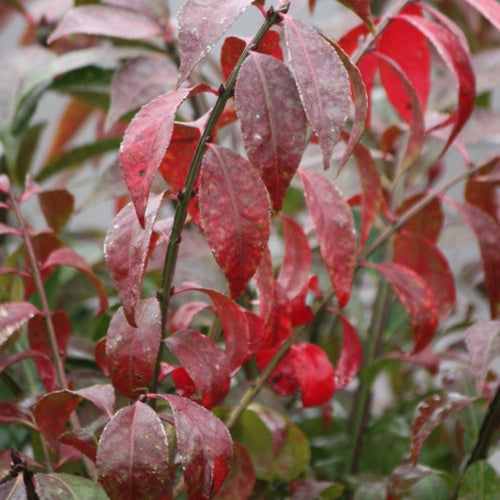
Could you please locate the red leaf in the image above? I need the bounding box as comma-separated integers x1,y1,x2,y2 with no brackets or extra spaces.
165,329,231,408
119,85,209,226
394,233,455,321
42,247,108,315
106,298,161,399
0,301,40,352
277,215,311,299
170,301,210,332
0,223,20,236
60,428,98,463
0,401,33,427
177,0,254,84
448,200,500,319
28,312,71,392
396,194,444,244
300,170,356,307
329,309,363,389
153,394,233,500
106,56,178,129
0,350,51,376
366,262,439,353
213,443,255,500
200,145,271,298
235,52,307,211
47,5,162,43
410,392,474,465
464,320,500,390
292,343,335,407
38,189,74,234
461,0,500,31
398,13,475,157
221,36,246,81
336,0,374,31
96,402,169,500
284,16,351,169
104,194,163,326
378,4,430,124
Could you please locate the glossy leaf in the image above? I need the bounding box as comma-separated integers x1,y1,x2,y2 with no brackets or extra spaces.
106,56,178,129
165,329,231,408
410,392,474,465
236,52,307,212
284,16,351,169
97,401,169,500
36,472,109,500
154,394,233,500
106,298,161,399
177,0,254,84
448,200,500,318
366,262,439,353
300,170,356,308
42,247,108,315
457,460,500,499
464,320,500,390
47,5,162,44
0,301,40,352
104,193,163,326
200,145,271,298
277,215,311,299
393,233,455,321
119,86,208,226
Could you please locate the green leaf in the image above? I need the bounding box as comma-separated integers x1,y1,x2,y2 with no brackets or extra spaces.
35,472,109,499
458,461,500,499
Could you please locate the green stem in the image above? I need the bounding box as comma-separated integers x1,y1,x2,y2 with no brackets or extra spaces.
150,4,289,396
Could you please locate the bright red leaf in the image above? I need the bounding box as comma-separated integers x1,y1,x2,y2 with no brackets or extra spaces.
96,402,169,500
410,392,474,465
106,298,161,399
366,262,439,353
48,5,162,44
236,52,307,212
177,0,254,85
464,320,500,391
165,329,231,408
0,301,40,352
284,16,351,169
104,193,163,326
300,170,356,308
152,394,233,500
200,145,271,298
394,233,455,321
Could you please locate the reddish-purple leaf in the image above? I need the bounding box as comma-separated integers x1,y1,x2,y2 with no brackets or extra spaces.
28,312,71,392
96,402,169,500
462,0,500,32
72,385,115,420
0,477,25,499
448,199,500,319
396,194,444,244
398,13,475,157
329,309,363,389
351,141,384,249
200,145,271,298
165,329,231,408
106,298,161,398
106,56,178,129
213,443,255,500
0,174,10,194
0,350,51,376
284,16,351,169
47,5,162,44
410,392,474,465
366,262,439,353
153,394,233,500
277,215,312,299
177,0,254,84
38,189,74,234
394,233,455,321
379,4,430,124
464,320,500,390
336,0,374,31
61,428,98,463
42,247,108,315
292,343,335,407
0,223,21,236
0,301,40,352
119,86,209,226
289,479,342,500
0,401,33,427
104,193,163,326
236,52,307,212
300,170,356,307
